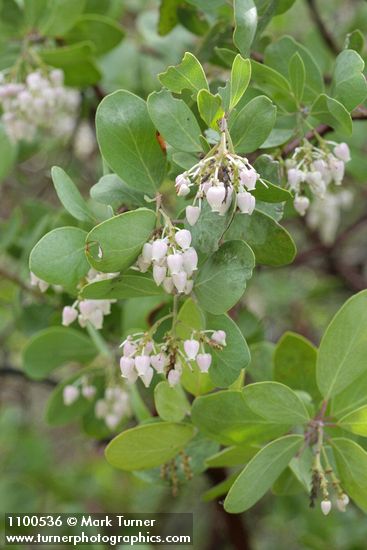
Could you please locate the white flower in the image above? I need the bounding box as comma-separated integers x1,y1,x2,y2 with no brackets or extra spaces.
184,279,194,295
142,242,153,262
237,191,256,214
176,174,190,187
95,399,108,418
196,353,212,373
153,264,167,286
182,248,198,276
123,338,137,357
334,142,350,162
212,330,227,346
163,277,174,294
63,385,79,406
177,183,190,197
140,366,154,388
239,167,257,190
151,353,167,373
321,500,332,515
30,272,49,293
120,356,135,377
82,386,96,400
172,272,187,293
168,368,181,387
305,171,326,197
151,239,168,262
184,339,200,360
287,168,304,191
167,253,184,275
206,186,226,212
135,355,151,375
186,205,201,226
175,229,192,250
336,494,349,512
62,306,78,326
293,195,310,216
218,187,233,216
105,413,120,430
328,156,345,185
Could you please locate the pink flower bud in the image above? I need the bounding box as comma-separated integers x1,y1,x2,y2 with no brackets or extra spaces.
63,385,79,406
182,248,198,276
177,183,190,196
212,330,226,346
321,500,332,515
293,195,310,216
240,167,257,190
105,413,120,430
62,306,78,326
152,239,168,261
184,339,200,360
175,174,189,187
172,271,187,293
135,355,151,375
168,369,181,387
287,168,304,191
206,186,226,211
82,386,96,400
167,253,184,275
329,156,345,185
120,356,135,377
305,171,326,197
334,142,350,163
95,399,108,418
123,338,136,357
163,277,174,293
196,353,212,373
175,229,192,250
336,494,349,512
87,309,104,330
140,366,154,387
153,264,167,286
237,191,255,214
186,205,201,226
151,353,167,373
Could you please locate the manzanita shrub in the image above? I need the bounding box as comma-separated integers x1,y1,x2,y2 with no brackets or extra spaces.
2,0,367,524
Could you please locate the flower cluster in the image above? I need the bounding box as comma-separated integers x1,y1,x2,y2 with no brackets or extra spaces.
63,376,96,407
307,189,353,245
62,269,118,330
95,387,131,430
175,131,260,226
0,69,80,143
30,272,62,293
136,226,197,295
119,329,226,388
286,140,351,216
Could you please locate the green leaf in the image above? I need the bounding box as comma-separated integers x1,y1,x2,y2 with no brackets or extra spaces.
40,42,101,86
250,60,296,111
311,93,352,135
90,174,146,210
316,290,367,399
39,0,86,36
233,0,257,58
22,327,98,379
229,96,276,153
243,381,310,424
158,52,208,98
191,390,291,445
147,90,202,153
273,331,320,401
85,208,156,273
252,180,291,203
339,405,367,437
224,434,303,513
197,90,224,129
330,371,367,419
331,49,367,112
195,240,255,314
29,227,90,292
345,30,365,55
96,90,166,194
105,422,195,471
288,52,305,103
64,14,124,54
158,0,179,35
206,444,258,467
154,381,190,422
331,438,367,512
225,211,296,266
52,166,94,223
264,36,324,103
207,314,250,387
176,298,215,396
177,5,209,36
229,54,251,110
81,271,164,299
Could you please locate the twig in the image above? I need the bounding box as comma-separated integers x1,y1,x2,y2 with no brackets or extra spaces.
306,0,340,55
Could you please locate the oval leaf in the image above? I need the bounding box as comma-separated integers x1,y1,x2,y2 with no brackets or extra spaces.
52,166,94,223
81,271,164,299
331,438,367,512
229,96,276,153
154,381,190,422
